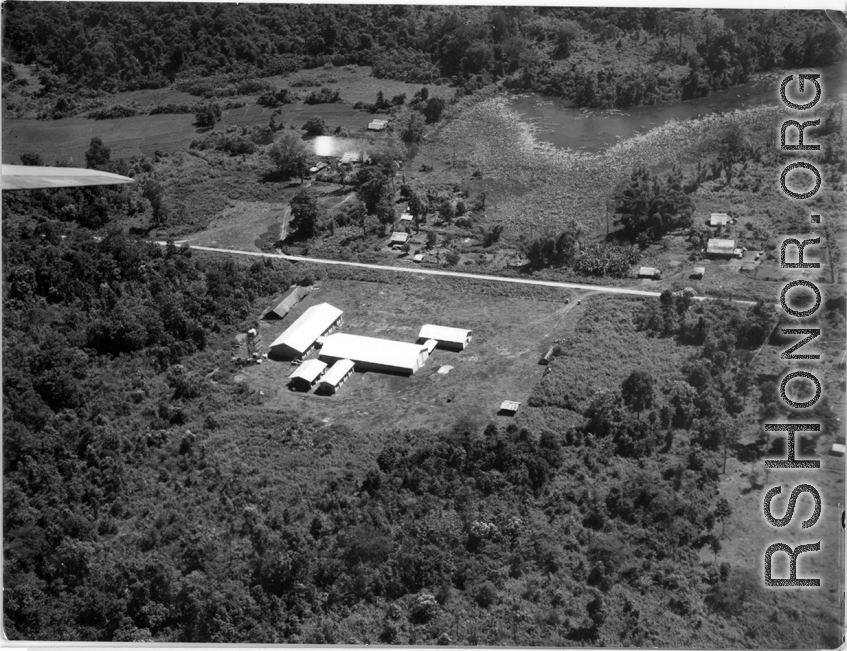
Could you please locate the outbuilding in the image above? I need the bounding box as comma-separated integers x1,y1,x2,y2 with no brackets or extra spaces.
499,400,520,415
389,232,409,247
368,119,389,131
418,324,473,351
318,359,356,394
288,358,328,391
400,213,414,222
709,213,730,227
269,303,343,359
261,285,310,320
638,266,661,280
421,338,438,360
706,238,737,258
319,332,428,375
691,266,706,279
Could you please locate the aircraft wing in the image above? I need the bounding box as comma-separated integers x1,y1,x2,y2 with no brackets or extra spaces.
2,164,135,190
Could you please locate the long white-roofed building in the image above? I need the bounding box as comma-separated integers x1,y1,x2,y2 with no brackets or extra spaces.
318,359,356,394
269,303,343,359
417,324,473,351
319,333,428,375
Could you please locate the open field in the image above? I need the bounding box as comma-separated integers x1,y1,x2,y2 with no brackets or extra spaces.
236,277,584,434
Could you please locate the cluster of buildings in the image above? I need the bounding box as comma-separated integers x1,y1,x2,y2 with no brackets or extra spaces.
266,301,472,394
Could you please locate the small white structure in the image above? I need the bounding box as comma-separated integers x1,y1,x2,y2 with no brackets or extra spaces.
418,324,473,351
691,266,705,279
421,338,438,360
318,359,355,394
709,213,730,227
368,119,389,131
413,254,424,263
340,151,364,165
389,232,409,247
309,161,329,174
400,213,414,222
288,358,328,391
320,333,428,375
499,400,520,415
706,238,737,258
638,266,661,280
269,303,343,359
830,443,845,457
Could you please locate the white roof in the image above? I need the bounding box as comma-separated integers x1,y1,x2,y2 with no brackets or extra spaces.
340,151,363,164
500,400,520,412
390,232,409,243
368,119,389,130
400,213,414,221
710,213,729,225
422,339,437,353
289,358,327,383
638,267,660,276
320,333,426,371
419,324,472,344
413,254,424,262
320,359,355,387
707,238,736,253
270,303,343,355
831,443,846,456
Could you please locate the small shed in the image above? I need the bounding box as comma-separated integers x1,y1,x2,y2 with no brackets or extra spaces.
288,358,328,391
413,254,424,263
540,345,556,365
709,213,730,227
706,238,737,258
418,324,473,351
318,359,355,395
691,266,706,279
389,232,409,247
368,119,389,131
340,151,364,165
261,285,310,320
309,161,329,174
400,213,414,222
499,400,520,416
421,339,437,360
830,443,845,457
638,266,661,280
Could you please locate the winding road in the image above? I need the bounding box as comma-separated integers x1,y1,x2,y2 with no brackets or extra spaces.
159,242,757,305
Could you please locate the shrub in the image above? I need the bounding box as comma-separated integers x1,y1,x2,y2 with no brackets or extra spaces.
410,592,439,624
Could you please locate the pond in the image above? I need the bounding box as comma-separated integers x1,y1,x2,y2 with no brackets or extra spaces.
509,64,846,153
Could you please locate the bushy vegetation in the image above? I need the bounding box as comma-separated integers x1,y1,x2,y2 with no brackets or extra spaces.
4,5,841,116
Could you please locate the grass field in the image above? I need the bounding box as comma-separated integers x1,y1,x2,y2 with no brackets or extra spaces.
236,276,585,435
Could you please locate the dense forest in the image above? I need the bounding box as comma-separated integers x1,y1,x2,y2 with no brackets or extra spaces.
3,4,844,111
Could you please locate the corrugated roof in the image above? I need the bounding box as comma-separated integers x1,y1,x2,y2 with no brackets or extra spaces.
707,238,736,254
263,285,309,319
709,213,729,226
270,303,343,355
500,400,520,412
419,324,472,344
390,232,409,243
320,359,355,387
320,333,426,371
289,358,327,383
368,119,389,130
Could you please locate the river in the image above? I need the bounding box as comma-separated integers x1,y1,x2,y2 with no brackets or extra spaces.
509,64,846,153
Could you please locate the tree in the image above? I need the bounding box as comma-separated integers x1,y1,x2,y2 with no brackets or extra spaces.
85,137,111,170
194,102,221,128
20,153,44,166
143,179,167,227
268,131,308,181
423,97,446,124
553,20,581,59
400,111,425,145
614,166,694,241
714,497,732,537
356,167,390,214
426,231,438,249
303,116,327,136
621,370,654,418
289,189,320,240
375,194,396,235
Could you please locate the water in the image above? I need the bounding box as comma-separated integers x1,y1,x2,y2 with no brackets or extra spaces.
509,64,845,153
